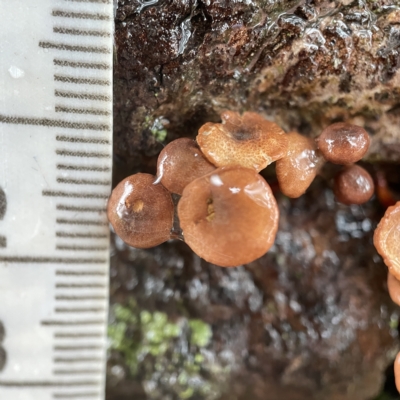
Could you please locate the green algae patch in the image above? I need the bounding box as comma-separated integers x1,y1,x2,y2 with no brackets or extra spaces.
108,300,230,400
143,116,168,142
189,319,212,347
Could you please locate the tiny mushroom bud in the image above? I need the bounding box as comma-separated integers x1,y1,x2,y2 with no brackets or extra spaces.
395,352,400,393
333,164,374,205
197,111,288,172
177,166,279,267
275,131,324,198
387,272,400,307
156,138,216,195
316,122,370,164
374,201,400,280
376,170,397,208
107,173,174,248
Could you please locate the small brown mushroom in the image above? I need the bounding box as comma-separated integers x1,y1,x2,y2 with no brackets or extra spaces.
316,123,370,164
395,352,400,393
333,164,374,205
156,138,216,195
107,173,174,248
376,170,397,208
197,111,288,172
374,201,400,279
387,272,400,306
177,166,279,267
276,131,324,198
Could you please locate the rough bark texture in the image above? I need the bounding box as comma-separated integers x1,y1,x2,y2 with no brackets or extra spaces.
108,1,400,399
113,0,400,176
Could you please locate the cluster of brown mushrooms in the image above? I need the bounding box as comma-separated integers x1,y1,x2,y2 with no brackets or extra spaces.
108,111,380,267
108,111,400,389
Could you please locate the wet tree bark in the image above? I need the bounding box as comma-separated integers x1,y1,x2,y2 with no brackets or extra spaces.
108,1,400,399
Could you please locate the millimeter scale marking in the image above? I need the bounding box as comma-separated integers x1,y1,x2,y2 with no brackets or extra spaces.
0,0,113,399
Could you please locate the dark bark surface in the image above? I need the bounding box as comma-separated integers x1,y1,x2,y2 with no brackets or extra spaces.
113,0,400,176
109,1,400,399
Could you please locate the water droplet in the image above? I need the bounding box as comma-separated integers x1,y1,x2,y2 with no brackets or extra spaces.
8,66,25,79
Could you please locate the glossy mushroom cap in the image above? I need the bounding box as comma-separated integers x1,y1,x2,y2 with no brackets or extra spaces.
387,273,400,306
156,138,216,195
276,131,324,198
316,123,370,165
197,111,288,172
107,173,174,248
178,166,279,267
374,201,400,280
395,352,400,393
333,165,374,205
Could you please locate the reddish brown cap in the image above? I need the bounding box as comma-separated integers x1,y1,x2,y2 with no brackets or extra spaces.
316,123,370,164
276,132,324,198
156,138,216,195
177,166,279,267
387,272,400,306
107,173,174,248
197,111,288,172
395,352,400,393
374,201,400,279
333,164,374,205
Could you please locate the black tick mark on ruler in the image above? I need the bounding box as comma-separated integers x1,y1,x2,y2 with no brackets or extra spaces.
0,321,6,372
0,188,6,248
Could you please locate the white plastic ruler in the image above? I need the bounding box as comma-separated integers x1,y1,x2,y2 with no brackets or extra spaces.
0,0,113,399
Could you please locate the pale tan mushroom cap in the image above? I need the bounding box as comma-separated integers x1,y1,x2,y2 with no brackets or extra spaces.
197,111,288,172
178,166,279,267
276,132,324,198
374,201,400,279
387,272,400,307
